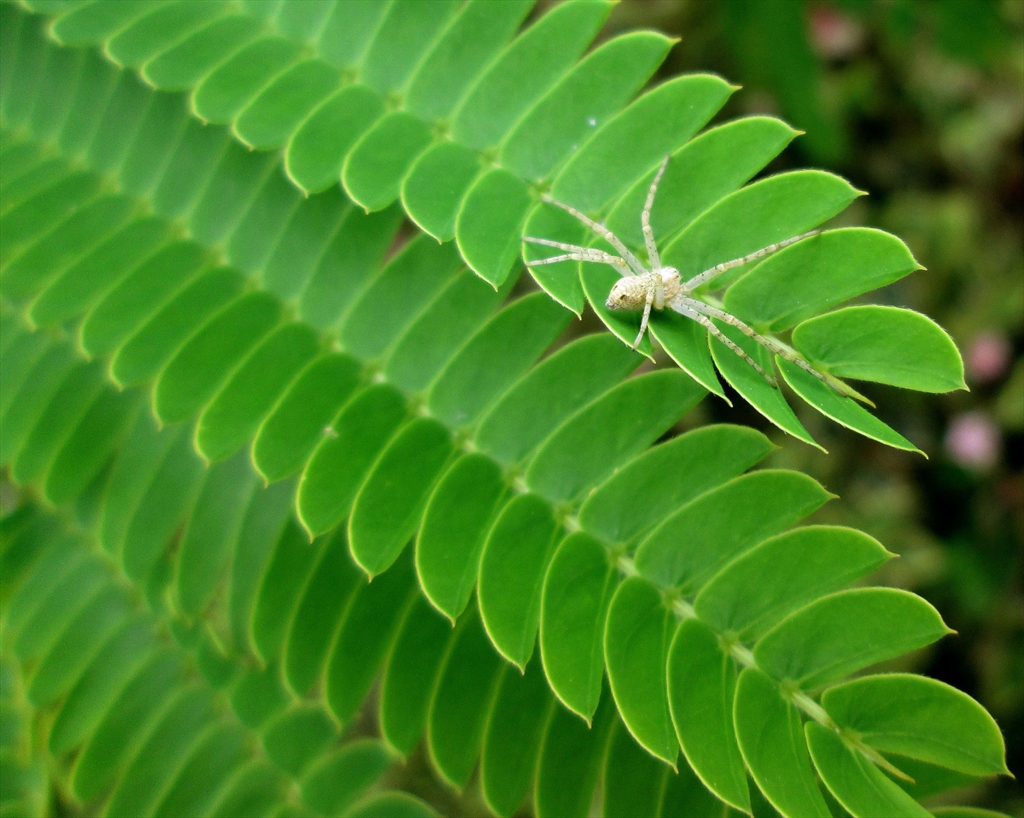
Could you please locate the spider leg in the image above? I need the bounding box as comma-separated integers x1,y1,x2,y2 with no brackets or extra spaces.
642,155,670,269
523,236,593,254
682,298,848,394
632,289,656,350
525,250,632,277
523,238,632,276
673,299,777,386
681,230,820,293
541,197,648,275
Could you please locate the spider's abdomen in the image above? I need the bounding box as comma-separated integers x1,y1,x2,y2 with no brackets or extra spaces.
606,274,655,310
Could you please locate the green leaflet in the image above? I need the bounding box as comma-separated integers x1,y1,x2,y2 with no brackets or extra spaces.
662,169,861,279
474,333,641,466
417,453,507,622
480,659,555,817
153,291,283,425
324,556,417,725
806,723,931,818
578,424,774,545
262,705,338,776
103,685,218,818
776,358,921,453
175,451,260,619
754,588,951,689
793,305,967,392
285,85,384,195
604,576,679,765
602,719,669,818
539,532,616,722
526,369,705,503
535,691,616,818
283,529,364,698
234,59,340,151
667,619,749,812
379,596,454,757
695,526,893,639
300,740,396,817
820,675,1009,777
734,667,832,818
552,74,735,213
252,353,363,483
427,608,504,789
196,322,321,462
192,36,303,124
478,493,561,670
140,14,263,90
342,111,434,212
296,384,408,538
724,227,922,331
634,470,833,591
709,322,821,448
344,792,439,818
348,417,455,578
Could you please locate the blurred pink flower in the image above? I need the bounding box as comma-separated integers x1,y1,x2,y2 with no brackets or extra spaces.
808,5,864,60
966,331,1011,383
944,411,1001,470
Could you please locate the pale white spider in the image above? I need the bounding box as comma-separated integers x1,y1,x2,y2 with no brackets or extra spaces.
523,156,843,394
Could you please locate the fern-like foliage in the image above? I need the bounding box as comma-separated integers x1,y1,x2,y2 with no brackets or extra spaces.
0,3,1008,818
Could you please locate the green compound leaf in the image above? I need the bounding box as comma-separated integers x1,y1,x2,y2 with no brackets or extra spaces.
667,618,749,813
821,675,1010,777
539,532,616,722
806,722,931,818
634,470,833,591
734,667,832,818
754,588,951,690
792,305,967,392
724,227,922,331
0,5,1000,817
604,576,679,765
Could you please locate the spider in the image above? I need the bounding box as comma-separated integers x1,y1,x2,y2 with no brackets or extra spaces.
523,156,842,394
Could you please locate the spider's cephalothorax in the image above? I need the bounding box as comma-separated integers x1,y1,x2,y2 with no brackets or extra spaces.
523,155,847,395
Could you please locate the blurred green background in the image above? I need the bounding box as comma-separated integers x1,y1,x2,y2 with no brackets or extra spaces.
596,0,1023,811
